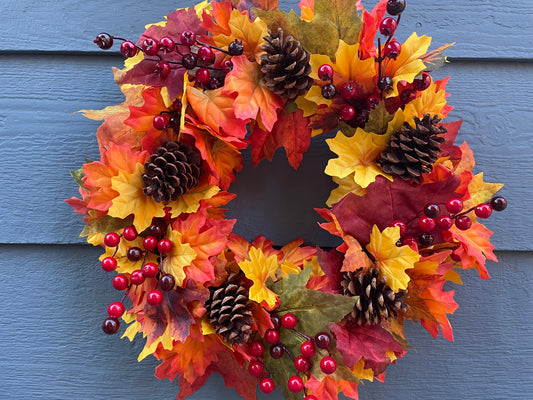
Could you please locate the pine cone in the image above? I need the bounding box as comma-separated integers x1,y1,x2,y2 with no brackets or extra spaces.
377,114,446,184
142,141,202,203
341,268,406,325
205,272,254,345
260,28,313,100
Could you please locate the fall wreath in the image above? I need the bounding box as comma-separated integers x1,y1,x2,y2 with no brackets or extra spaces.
67,0,507,399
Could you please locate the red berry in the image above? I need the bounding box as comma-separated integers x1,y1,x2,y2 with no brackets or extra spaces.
294,356,310,372
248,360,264,377
107,301,125,318
390,220,407,236
181,53,198,70
281,313,298,329
300,340,316,358
159,273,175,291
104,232,120,247
159,36,175,53
155,60,171,79
270,344,285,359
142,38,159,56
112,274,128,290
120,40,138,58
102,317,120,334
383,39,402,59
195,68,211,84
379,17,397,36
123,226,138,241
101,257,117,272
340,82,357,99
141,262,159,278
222,59,233,73
251,341,265,357
153,114,169,130
127,247,143,261
147,290,164,306
475,203,493,219
320,356,337,374
288,376,304,393
418,232,434,246
339,104,356,121
418,216,435,232
260,378,275,394
265,329,280,344
305,396,318,400
157,238,173,254
321,83,336,99
180,30,196,46
143,236,158,252
130,270,145,285
401,235,417,249
436,215,453,230
455,215,472,230
314,332,332,349
490,196,507,211
270,314,281,330
414,72,432,91
197,46,214,64
446,198,464,214
367,94,381,110
424,203,440,218
317,64,334,81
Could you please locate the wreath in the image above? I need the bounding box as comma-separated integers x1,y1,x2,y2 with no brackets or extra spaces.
67,0,507,399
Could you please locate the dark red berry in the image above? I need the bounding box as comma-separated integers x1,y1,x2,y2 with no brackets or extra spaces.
142,38,159,56
300,340,316,358
123,226,138,241
180,30,196,46
400,89,416,104
414,72,432,91
228,39,244,56
127,247,143,261
112,274,128,290
94,33,113,50
104,232,120,247
339,104,356,121
130,270,145,285
107,301,125,318
424,203,440,218
367,94,381,110
197,46,215,64
455,215,472,230
380,17,397,36
149,221,166,238
157,239,173,254
222,59,233,73
340,82,357,99
265,329,280,344
208,77,223,90
251,341,265,357
270,344,285,359
260,378,275,394
390,220,407,236
195,68,211,84
294,356,310,372
159,273,175,291
155,60,171,79
270,314,281,330
101,256,117,272
288,376,304,393
320,356,337,374
143,236,158,252
418,232,434,246
159,37,175,53
490,196,507,211
248,360,264,377
321,83,336,99
475,203,493,219
147,290,164,306
181,53,198,70
387,0,406,15
383,39,402,59
314,332,331,349
450,252,461,262
435,215,453,230
141,262,159,278
120,41,138,58
446,198,464,214
318,64,334,81
153,114,169,130
281,313,297,329
377,76,393,92
102,317,120,334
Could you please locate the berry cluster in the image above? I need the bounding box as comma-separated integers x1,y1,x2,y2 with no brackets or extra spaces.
391,195,507,248
100,210,178,335
249,313,336,398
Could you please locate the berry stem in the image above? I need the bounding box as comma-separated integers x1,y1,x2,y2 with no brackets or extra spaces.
195,39,232,55
120,283,133,303
293,328,311,341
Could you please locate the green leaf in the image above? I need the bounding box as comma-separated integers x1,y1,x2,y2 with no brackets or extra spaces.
80,213,134,237
364,102,394,135
70,167,86,189
420,42,455,72
255,0,363,59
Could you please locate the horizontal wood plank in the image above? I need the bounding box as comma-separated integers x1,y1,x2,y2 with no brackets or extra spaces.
0,56,529,249
1,0,532,59
0,245,530,399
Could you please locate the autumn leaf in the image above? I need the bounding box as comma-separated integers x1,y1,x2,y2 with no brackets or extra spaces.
403,79,451,121
160,229,197,287
239,246,280,309
222,56,284,132
357,0,388,58
464,172,504,211
364,102,394,135
79,214,133,238
420,42,455,72
305,375,359,400
326,174,367,206
249,108,312,169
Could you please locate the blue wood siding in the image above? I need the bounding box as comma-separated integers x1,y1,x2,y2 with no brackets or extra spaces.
0,0,531,399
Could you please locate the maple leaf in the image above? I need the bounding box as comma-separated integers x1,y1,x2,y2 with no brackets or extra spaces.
160,229,197,287
279,238,317,267
222,56,284,132
464,172,504,211
315,247,345,294
239,246,280,309
305,375,359,400
403,79,451,121
326,174,367,206
255,0,363,58
249,108,312,169
325,129,393,189
357,0,388,59
366,226,419,292
201,1,233,36
124,87,168,132
420,42,455,72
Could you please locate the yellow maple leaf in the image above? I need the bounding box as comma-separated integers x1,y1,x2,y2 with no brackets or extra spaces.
366,226,419,292
352,358,375,381
166,184,220,219
238,247,279,310
161,229,197,288
325,129,393,188
404,80,448,120
326,173,367,206
464,172,504,211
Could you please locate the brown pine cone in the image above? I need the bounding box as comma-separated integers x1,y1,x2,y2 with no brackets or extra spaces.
260,28,313,100
377,114,446,184
142,141,202,203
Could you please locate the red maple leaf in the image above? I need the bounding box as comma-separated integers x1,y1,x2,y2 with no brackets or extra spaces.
358,0,388,59
314,248,345,295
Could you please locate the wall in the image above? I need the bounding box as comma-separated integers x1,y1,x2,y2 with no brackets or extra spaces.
0,0,532,399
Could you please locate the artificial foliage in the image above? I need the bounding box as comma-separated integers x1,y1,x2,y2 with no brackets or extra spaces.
67,0,508,399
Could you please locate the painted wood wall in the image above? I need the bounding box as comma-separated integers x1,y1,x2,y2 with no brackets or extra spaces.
0,0,532,399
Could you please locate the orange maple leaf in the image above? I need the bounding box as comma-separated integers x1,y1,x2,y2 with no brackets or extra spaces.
222,55,284,132
305,375,359,400
201,1,233,37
